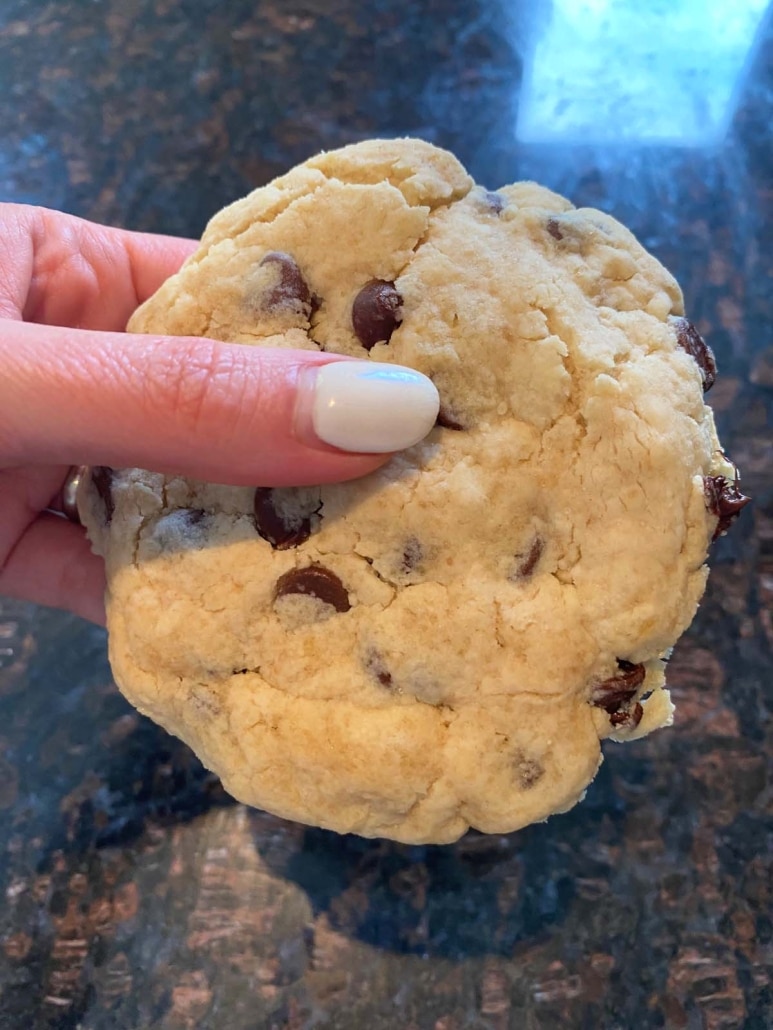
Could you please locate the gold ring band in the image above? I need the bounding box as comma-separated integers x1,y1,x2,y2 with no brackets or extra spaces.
61,465,88,524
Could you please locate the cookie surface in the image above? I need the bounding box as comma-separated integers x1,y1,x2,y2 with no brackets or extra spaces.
80,139,743,844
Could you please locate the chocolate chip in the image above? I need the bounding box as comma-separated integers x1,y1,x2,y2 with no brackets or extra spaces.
610,702,643,730
669,316,717,392
703,473,751,540
274,565,350,613
401,537,423,574
514,750,544,789
259,251,313,318
436,406,465,431
254,488,319,550
512,537,543,579
91,466,114,523
352,280,402,350
546,218,563,241
365,649,394,689
591,660,646,714
484,190,505,214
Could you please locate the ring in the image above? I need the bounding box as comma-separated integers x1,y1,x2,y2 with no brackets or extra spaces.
61,465,88,524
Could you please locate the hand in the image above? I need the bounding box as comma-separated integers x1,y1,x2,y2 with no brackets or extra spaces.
0,205,438,624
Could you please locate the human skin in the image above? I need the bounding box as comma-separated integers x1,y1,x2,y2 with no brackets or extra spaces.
0,206,435,623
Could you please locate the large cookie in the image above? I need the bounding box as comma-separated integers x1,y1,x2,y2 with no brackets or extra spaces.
80,139,747,844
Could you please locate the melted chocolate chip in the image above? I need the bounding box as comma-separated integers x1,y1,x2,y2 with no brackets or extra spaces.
703,474,751,540
401,537,423,574
259,252,313,318
512,537,543,579
436,406,465,431
591,660,646,714
91,466,114,523
274,565,350,612
254,488,316,550
610,702,644,730
352,280,402,350
484,191,505,214
670,316,718,392
514,751,544,789
546,218,564,241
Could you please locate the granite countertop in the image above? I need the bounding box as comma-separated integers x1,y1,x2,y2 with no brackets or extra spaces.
0,1,771,1027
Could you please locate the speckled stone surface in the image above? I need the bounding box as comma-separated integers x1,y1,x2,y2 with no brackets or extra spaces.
0,1,771,1028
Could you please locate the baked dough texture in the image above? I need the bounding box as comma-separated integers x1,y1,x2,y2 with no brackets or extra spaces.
80,139,745,844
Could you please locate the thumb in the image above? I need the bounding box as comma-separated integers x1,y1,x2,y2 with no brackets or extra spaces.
1,321,439,484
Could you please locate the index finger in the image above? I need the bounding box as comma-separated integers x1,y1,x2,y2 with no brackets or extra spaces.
0,203,197,331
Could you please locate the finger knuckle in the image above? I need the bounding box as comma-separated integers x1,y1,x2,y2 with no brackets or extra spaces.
143,338,258,439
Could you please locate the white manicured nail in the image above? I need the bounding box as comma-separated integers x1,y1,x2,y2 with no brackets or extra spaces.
304,361,440,453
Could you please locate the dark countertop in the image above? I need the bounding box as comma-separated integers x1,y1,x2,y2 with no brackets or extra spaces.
0,1,771,1027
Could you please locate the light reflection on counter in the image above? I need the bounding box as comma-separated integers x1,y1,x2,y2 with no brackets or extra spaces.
516,0,770,145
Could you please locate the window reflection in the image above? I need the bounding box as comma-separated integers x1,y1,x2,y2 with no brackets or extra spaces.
516,0,769,145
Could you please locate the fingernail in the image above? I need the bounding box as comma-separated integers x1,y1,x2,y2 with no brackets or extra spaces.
301,361,440,453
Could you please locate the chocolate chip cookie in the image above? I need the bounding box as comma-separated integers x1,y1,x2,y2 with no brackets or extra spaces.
80,139,748,844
